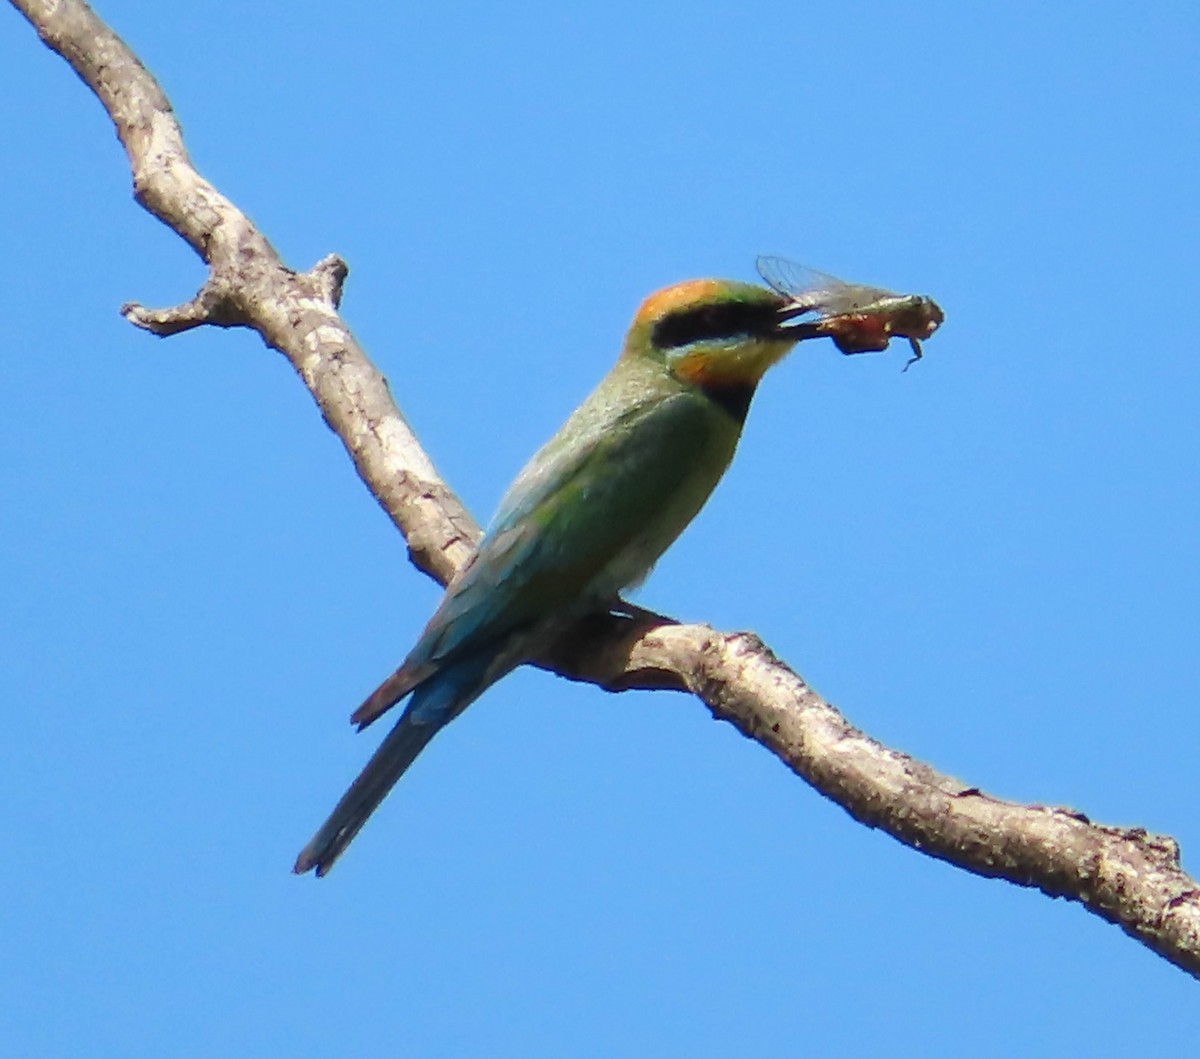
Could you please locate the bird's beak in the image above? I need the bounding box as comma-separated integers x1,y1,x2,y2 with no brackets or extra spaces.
777,301,812,320
772,301,819,340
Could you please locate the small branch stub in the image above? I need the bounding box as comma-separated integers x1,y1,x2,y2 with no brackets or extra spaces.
308,254,350,309
121,278,244,335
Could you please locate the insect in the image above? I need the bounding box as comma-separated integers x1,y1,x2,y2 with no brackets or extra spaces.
757,255,944,371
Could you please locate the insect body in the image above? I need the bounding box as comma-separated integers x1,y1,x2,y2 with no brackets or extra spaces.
757,255,944,370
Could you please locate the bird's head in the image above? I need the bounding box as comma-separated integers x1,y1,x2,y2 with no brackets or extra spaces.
624,278,803,391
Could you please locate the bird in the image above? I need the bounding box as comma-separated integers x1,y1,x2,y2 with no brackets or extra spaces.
295,274,809,876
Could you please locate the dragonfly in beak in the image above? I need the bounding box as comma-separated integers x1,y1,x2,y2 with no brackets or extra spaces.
759,255,944,371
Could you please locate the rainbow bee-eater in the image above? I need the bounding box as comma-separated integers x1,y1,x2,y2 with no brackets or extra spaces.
295,274,812,876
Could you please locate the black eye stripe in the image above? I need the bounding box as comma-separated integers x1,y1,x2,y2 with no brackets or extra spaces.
652,301,780,349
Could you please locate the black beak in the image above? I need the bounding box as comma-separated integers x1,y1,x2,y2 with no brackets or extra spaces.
773,301,821,341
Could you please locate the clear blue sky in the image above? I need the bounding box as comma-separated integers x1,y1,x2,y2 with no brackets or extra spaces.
4,0,1199,1053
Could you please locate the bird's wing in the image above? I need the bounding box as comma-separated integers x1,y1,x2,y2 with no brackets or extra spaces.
430,390,718,655
354,388,734,728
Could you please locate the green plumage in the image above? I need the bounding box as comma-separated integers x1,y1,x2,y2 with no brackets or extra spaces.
296,276,800,875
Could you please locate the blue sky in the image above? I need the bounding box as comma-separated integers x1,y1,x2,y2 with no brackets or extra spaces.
3,0,1200,1053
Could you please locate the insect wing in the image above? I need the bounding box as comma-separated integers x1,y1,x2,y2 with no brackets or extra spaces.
755,255,894,316
755,255,844,302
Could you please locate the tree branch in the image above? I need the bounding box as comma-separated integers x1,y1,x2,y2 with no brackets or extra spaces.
13,0,1200,979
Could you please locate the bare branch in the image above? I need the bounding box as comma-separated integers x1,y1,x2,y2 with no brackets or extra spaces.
10,0,479,581
12,0,1200,979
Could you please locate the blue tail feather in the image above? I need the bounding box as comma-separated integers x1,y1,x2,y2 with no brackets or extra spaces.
294,658,492,876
